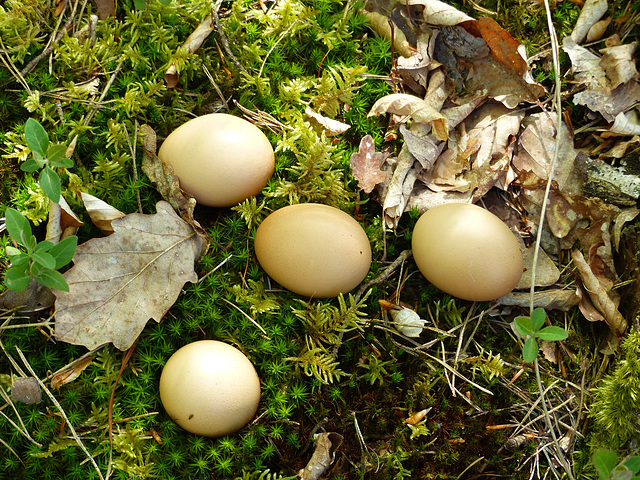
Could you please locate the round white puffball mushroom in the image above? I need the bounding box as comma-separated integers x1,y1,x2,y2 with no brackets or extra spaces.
159,340,260,437
411,203,524,301
158,113,275,207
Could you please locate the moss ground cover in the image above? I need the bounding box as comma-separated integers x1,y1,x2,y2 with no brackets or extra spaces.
0,0,639,478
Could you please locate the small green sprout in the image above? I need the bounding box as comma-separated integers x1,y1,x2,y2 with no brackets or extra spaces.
512,307,568,363
3,207,77,292
593,448,640,480
21,118,73,203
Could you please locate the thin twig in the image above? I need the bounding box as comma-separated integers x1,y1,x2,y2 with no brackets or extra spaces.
20,0,78,77
354,250,412,302
15,347,105,480
202,65,229,111
210,3,249,76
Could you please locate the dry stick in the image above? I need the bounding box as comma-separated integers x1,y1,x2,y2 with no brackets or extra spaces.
202,65,229,111
20,0,78,77
84,60,124,126
0,387,42,447
354,249,412,303
0,37,31,94
210,4,249,77
15,347,105,480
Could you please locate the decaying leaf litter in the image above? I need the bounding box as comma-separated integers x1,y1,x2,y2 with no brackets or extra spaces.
0,0,639,478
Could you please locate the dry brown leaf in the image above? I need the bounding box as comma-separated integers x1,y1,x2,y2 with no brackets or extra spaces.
613,208,640,251
299,432,344,480
305,107,351,136
350,135,389,193
459,19,546,107
586,18,611,42
54,201,206,351
399,123,443,170
571,249,627,336
80,192,125,235
599,42,638,88
406,408,429,425
368,93,448,141
577,283,607,323
540,341,558,363
512,113,579,193
563,37,607,89
360,9,414,57
609,109,640,135
407,0,473,25
516,245,561,289
0,279,56,314
381,145,417,228
51,355,94,390
496,290,580,311
94,0,115,20
165,15,214,88
571,0,608,44
46,196,83,244
141,124,208,243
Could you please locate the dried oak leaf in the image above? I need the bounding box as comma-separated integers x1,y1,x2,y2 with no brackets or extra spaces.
54,201,206,351
368,93,448,141
350,135,389,193
459,18,546,107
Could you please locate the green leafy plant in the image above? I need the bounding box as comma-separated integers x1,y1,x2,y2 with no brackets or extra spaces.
21,118,73,203
512,307,568,362
3,207,77,291
593,449,640,480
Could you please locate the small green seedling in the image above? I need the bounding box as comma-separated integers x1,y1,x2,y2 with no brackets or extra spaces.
3,207,77,292
21,118,74,203
593,448,640,480
512,307,568,362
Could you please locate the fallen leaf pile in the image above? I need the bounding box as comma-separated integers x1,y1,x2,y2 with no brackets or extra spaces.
350,0,640,333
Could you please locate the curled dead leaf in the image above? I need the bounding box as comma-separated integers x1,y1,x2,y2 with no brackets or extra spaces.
571,0,608,44
305,107,351,136
51,355,94,389
571,249,627,336
299,432,344,480
165,15,215,88
80,192,126,235
406,408,430,425
368,93,448,141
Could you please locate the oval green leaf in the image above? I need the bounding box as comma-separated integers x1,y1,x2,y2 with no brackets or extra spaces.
20,157,40,173
25,118,49,156
39,166,61,203
31,251,57,270
5,207,32,247
50,236,78,269
4,267,31,292
536,326,568,341
36,269,69,292
513,316,533,338
530,307,546,331
522,337,538,363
